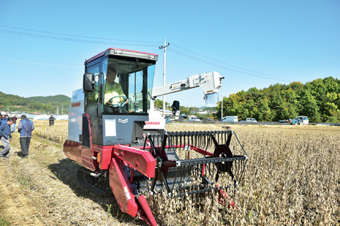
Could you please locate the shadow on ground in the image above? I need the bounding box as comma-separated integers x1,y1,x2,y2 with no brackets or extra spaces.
48,159,147,225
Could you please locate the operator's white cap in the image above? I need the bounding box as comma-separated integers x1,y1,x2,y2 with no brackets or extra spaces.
1,111,6,115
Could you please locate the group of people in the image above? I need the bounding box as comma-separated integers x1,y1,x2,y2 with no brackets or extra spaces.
0,111,35,159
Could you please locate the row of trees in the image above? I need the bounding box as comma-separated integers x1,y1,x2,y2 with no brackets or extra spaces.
0,92,71,114
217,77,340,122
4,76,336,121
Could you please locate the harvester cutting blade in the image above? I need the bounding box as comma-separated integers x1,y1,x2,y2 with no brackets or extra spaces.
138,130,248,200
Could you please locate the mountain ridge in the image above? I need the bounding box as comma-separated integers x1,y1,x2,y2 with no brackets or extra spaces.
0,92,71,114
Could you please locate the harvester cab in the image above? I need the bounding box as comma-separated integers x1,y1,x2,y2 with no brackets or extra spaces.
64,48,248,226
81,48,158,147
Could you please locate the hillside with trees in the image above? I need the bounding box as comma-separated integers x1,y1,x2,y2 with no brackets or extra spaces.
217,77,340,123
0,92,70,114
1,76,338,122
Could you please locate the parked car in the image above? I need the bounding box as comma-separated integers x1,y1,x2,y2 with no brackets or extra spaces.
246,118,257,123
240,118,257,123
188,115,201,122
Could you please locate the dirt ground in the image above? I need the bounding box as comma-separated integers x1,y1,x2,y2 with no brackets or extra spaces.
0,133,145,226
0,124,339,225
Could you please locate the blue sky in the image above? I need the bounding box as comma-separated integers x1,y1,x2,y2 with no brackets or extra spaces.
0,0,339,107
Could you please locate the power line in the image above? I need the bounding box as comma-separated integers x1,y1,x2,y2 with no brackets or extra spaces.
0,24,160,44
1,25,294,83
172,44,288,80
0,29,158,47
170,44,291,82
168,48,292,82
0,58,82,68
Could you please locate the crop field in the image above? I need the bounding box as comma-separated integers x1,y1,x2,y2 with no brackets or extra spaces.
0,121,339,225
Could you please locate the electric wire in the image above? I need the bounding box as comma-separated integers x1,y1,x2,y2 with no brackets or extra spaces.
0,29,158,47
168,48,292,82
1,24,294,83
0,58,82,68
171,44,289,81
0,24,159,44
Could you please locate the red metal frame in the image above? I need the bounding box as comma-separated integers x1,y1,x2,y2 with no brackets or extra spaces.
138,195,157,226
64,136,238,226
113,145,156,178
109,157,138,216
141,144,214,157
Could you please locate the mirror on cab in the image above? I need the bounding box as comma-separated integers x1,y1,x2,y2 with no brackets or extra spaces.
172,100,180,115
83,73,95,92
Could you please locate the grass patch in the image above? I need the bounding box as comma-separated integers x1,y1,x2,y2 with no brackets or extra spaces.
0,217,10,226
17,174,34,189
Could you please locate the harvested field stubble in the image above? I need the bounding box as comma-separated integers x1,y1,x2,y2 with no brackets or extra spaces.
0,122,338,225
164,124,340,225
33,120,68,143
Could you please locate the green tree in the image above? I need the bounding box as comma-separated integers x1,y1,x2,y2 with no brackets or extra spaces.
299,90,321,122
256,98,275,121
154,99,163,109
179,106,190,115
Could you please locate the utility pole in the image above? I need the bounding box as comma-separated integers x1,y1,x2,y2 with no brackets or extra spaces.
220,77,225,120
159,37,170,117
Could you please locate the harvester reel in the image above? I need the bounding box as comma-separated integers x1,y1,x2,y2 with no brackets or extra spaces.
213,145,234,182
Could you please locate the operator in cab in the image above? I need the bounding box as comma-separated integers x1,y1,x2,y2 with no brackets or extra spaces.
104,68,128,113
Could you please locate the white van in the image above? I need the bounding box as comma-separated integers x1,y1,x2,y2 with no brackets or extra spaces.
188,115,201,122
223,116,238,122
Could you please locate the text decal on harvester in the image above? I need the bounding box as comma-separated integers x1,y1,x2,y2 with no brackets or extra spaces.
71,102,81,107
145,121,160,125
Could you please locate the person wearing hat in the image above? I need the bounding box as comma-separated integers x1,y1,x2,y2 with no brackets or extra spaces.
18,115,35,158
0,112,8,126
1,111,6,119
0,118,14,158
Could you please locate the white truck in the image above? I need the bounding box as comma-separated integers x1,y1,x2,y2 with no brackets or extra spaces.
223,116,238,122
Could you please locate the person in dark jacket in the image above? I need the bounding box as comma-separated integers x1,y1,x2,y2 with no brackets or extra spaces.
49,115,55,126
0,118,14,158
18,115,35,158
0,113,8,130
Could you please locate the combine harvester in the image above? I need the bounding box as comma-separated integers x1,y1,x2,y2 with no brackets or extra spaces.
63,48,248,225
